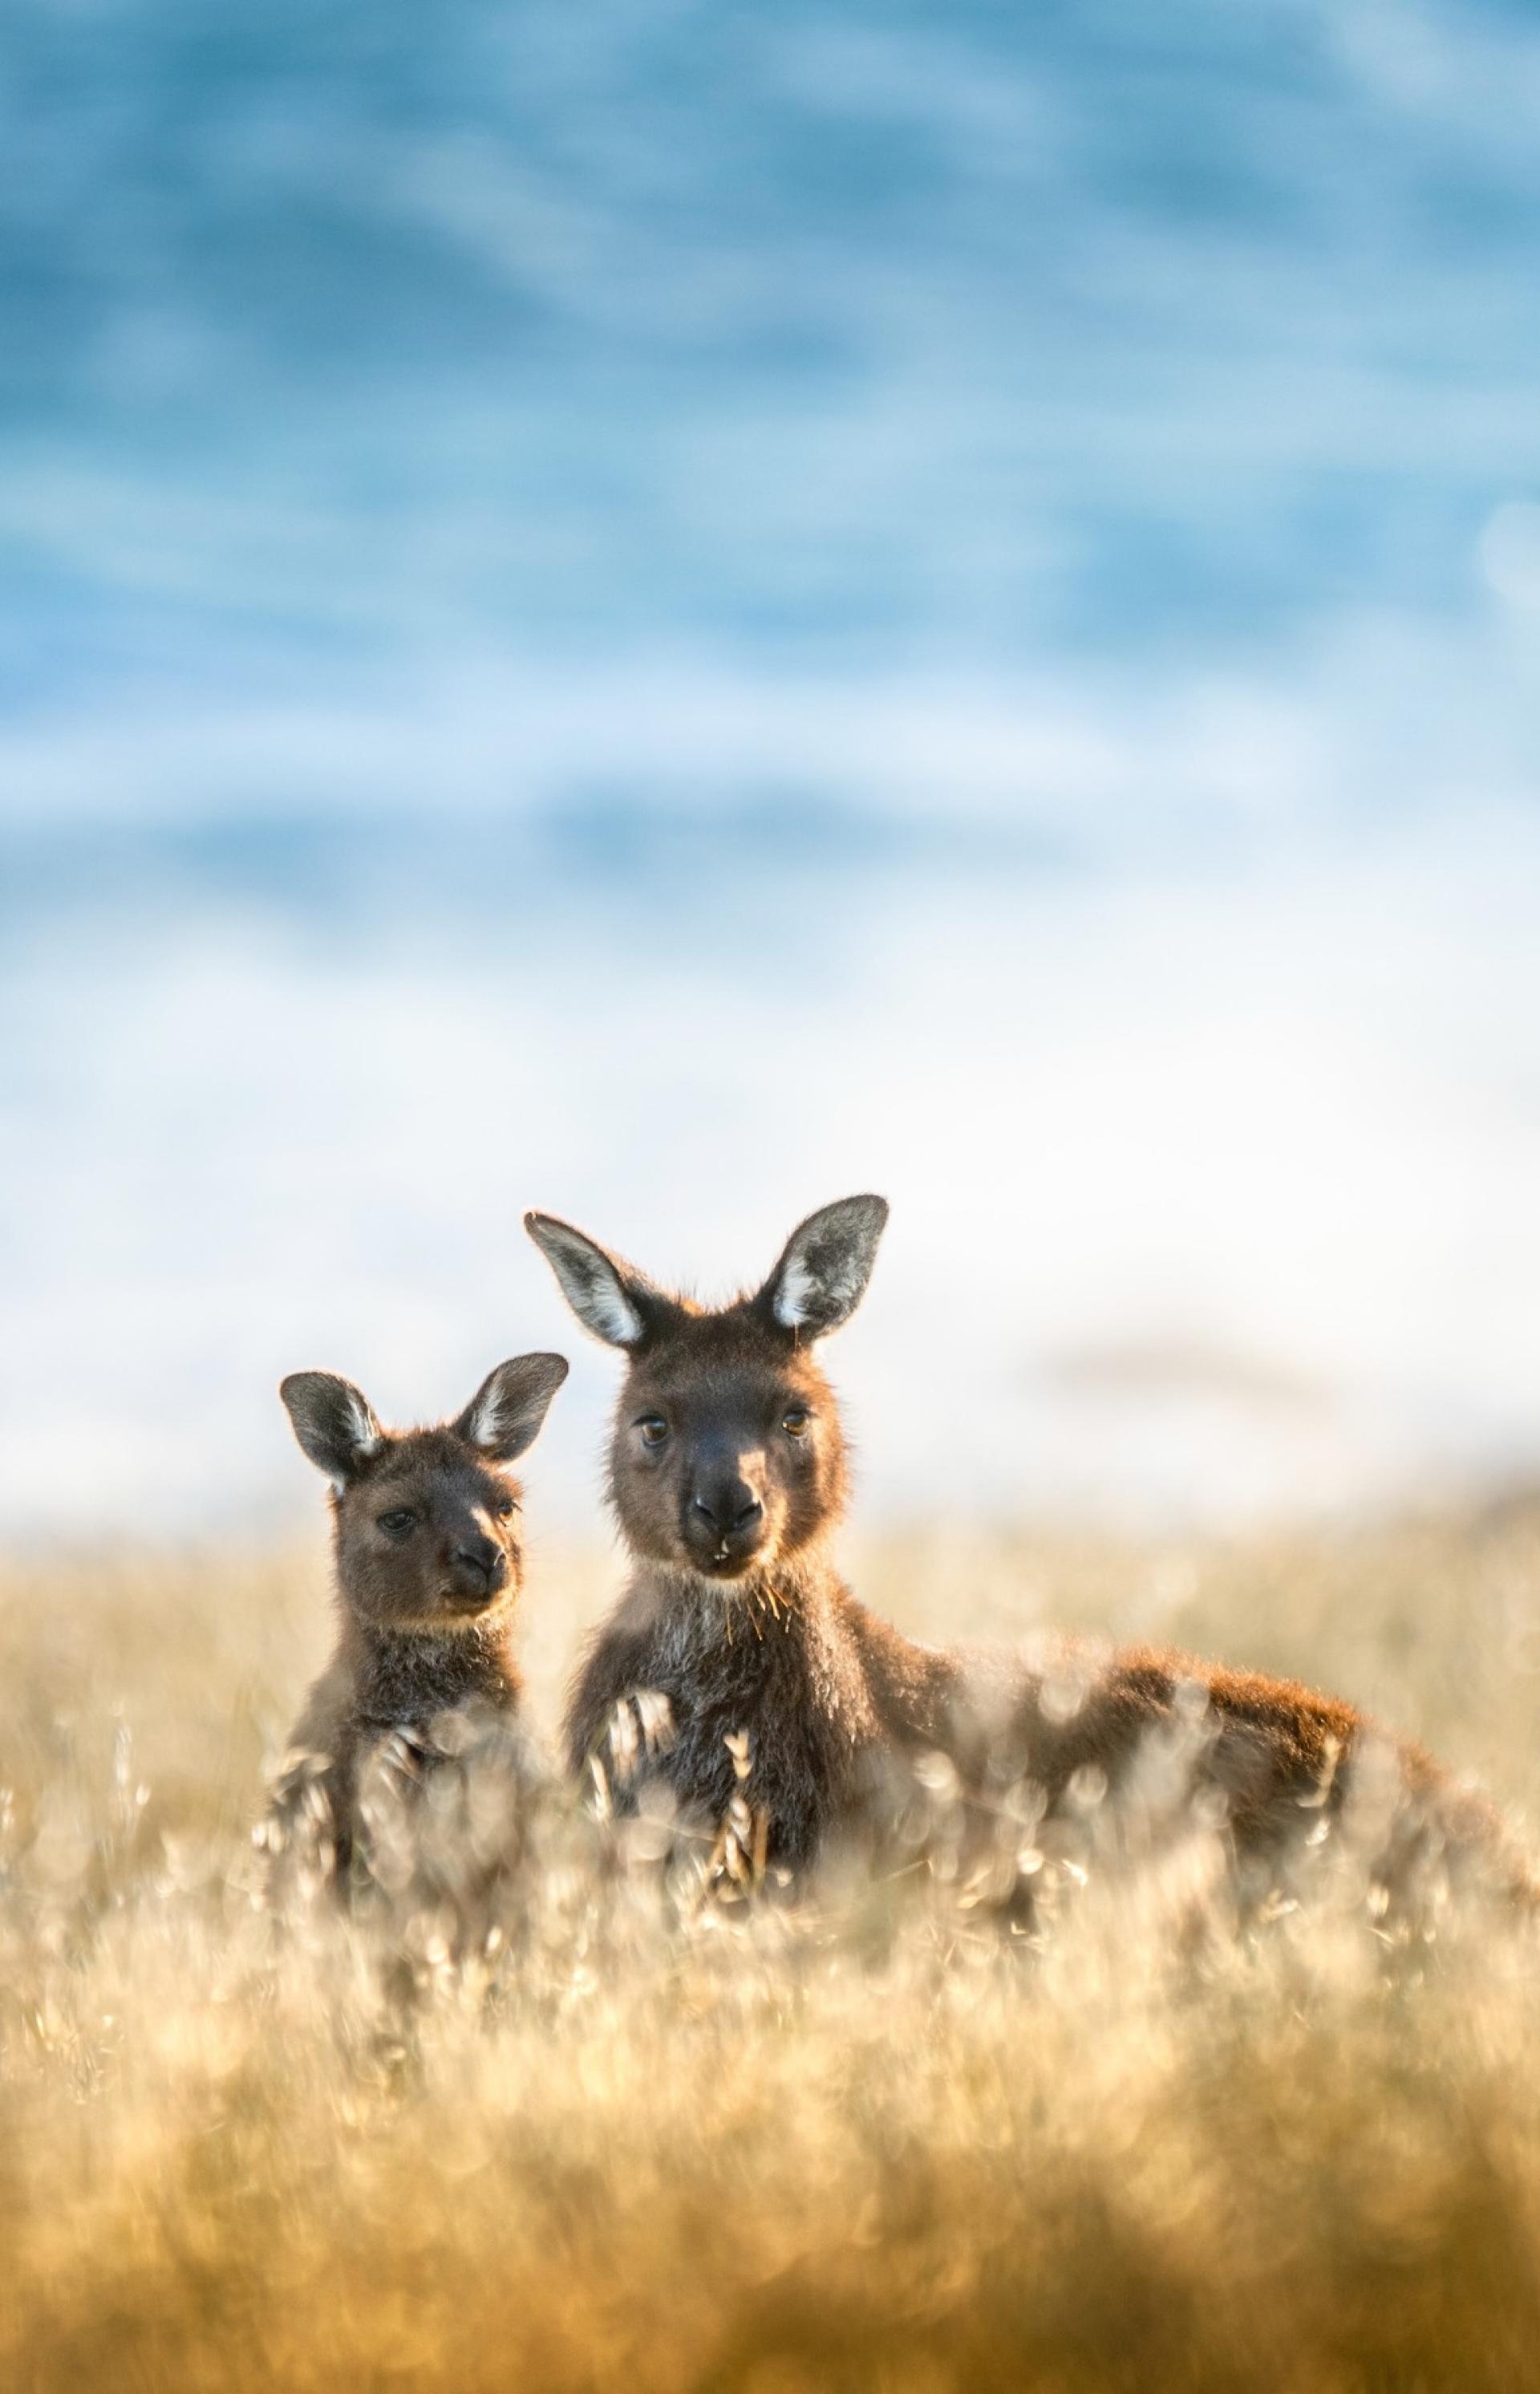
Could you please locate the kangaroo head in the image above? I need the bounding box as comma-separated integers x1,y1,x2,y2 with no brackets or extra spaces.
525,1197,887,1584
280,1355,568,1634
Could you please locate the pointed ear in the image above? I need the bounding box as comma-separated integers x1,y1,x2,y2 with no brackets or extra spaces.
756,1195,890,1339
280,1371,385,1485
524,1211,667,1349
455,1352,569,1463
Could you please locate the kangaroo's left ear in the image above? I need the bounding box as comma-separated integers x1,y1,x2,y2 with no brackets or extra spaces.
756,1195,890,1339
455,1353,569,1463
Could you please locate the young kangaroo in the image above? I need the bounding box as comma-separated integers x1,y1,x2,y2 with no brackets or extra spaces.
526,1199,1522,1905
262,1353,567,1905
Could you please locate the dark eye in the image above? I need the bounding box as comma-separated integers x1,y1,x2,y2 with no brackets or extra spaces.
637,1415,669,1448
378,1509,417,1538
496,1495,518,1519
781,1407,811,1438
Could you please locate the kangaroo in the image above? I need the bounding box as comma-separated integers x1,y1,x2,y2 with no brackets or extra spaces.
526,1198,1523,1907
261,1353,567,1909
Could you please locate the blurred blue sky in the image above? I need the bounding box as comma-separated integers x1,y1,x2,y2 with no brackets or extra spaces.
4,0,1540,1533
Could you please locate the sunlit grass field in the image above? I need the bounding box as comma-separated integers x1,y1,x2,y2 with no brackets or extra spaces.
5,1503,1540,2392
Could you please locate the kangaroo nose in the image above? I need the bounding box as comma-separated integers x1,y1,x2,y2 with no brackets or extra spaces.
691,1487,764,1533
685,1472,766,1572
452,1539,500,1582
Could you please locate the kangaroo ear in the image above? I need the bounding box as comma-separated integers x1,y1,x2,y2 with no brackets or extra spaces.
280,1371,385,1485
756,1195,890,1339
455,1352,569,1462
524,1212,667,1349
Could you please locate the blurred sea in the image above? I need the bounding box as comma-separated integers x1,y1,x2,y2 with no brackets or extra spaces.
4,0,1540,1534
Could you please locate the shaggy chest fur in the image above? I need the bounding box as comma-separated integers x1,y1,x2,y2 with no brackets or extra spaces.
270,1618,527,1889
341,1621,522,1737
566,1571,902,1866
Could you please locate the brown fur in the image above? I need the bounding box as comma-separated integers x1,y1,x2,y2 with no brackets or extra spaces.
262,1357,565,1897
530,1202,1525,1902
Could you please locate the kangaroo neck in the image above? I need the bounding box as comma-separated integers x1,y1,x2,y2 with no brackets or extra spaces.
631,1551,839,1649
339,1613,521,1727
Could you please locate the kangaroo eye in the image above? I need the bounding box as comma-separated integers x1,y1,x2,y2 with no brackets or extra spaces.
378,1509,417,1537
496,1495,518,1519
638,1415,669,1448
781,1407,810,1438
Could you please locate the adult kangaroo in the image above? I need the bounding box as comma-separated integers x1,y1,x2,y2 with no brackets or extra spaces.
526,1198,1521,1903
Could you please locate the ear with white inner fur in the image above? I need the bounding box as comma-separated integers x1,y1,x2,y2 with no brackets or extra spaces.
524,1211,663,1349
280,1371,385,1486
757,1195,890,1339
454,1352,569,1462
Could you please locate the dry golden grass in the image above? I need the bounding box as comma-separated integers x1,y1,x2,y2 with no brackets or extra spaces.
4,1503,1540,2392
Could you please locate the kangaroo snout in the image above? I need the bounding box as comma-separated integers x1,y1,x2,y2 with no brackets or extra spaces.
446,1536,507,1605
683,1471,766,1569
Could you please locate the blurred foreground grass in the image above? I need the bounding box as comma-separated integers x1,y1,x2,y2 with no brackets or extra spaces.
4,1505,1540,2392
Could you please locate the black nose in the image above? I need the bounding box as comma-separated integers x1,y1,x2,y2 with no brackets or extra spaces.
691,1489,763,1534
452,1539,502,1585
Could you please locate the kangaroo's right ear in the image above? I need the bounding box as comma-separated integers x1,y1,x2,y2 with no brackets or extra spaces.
523,1212,668,1349
280,1372,386,1486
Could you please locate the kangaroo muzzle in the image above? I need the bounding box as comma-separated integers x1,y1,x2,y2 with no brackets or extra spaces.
682,1467,767,1572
